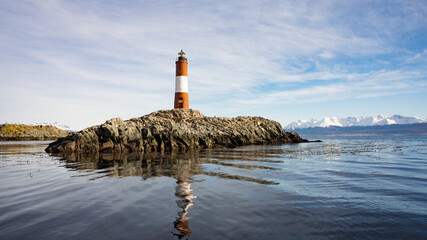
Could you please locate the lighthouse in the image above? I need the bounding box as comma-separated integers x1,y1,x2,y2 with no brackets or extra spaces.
174,50,189,109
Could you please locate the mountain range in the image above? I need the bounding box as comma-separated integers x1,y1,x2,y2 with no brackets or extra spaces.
285,115,427,130
27,122,73,131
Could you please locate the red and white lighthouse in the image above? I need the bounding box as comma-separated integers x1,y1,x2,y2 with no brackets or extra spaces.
174,50,189,109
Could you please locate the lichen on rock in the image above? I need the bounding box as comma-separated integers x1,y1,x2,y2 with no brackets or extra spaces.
46,109,307,153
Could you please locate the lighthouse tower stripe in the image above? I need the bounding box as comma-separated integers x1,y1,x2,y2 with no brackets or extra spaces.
174,50,189,109
175,76,188,92
176,61,188,76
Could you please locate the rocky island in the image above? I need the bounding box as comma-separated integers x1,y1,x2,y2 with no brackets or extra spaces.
46,109,307,154
0,123,69,141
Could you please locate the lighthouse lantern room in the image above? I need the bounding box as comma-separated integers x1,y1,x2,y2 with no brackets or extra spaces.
174,50,189,109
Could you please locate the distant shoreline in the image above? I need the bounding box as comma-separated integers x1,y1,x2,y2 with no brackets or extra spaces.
290,123,427,136
298,133,427,137
0,137,60,141
0,123,69,141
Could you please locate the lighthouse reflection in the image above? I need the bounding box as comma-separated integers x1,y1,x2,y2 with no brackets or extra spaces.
54,148,281,238
173,179,197,238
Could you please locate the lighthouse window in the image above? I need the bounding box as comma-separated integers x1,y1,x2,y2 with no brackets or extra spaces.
178,98,183,103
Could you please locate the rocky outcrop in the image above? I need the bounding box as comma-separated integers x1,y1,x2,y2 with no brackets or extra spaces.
46,109,307,153
0,123,69,140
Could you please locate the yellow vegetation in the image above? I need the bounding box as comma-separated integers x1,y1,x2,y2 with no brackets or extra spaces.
0,123,65,136
0,124,38,135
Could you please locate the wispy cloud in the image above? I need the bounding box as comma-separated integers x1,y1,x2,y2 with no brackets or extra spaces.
0,0,426,129
237,68,427,104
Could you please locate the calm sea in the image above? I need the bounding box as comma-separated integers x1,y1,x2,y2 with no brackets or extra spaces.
0,136,426,239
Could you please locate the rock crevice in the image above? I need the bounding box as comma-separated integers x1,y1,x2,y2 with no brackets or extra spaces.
46,109,307,153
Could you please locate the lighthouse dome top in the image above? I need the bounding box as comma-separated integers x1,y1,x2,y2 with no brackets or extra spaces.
177,50,187,61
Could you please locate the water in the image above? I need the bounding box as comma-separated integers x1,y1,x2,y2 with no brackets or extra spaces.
0,136,426,239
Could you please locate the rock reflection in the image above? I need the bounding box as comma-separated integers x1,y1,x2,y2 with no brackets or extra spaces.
0,141,52,155
58,151,203,180
51,148,286,237
55,150,280,185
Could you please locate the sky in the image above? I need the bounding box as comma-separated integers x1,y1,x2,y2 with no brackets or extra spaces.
0,0,426,130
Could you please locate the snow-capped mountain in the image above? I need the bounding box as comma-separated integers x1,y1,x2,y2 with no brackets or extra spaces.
27,122,74,131
285,115,427,130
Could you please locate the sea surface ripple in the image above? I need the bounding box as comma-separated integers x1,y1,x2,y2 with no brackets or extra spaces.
0,136,426,239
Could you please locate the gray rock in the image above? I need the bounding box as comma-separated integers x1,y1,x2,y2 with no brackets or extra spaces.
46,109,307,153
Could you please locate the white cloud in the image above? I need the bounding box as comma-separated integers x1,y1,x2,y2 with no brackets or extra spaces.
0,0,426,129
236,69,427,105
404,49,427,63
319,51,335,59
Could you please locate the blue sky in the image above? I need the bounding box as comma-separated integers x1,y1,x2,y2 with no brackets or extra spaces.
1,0,426,130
